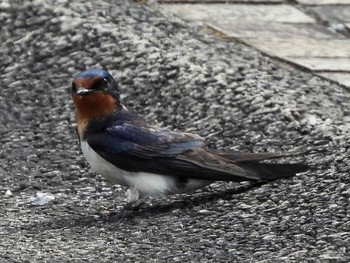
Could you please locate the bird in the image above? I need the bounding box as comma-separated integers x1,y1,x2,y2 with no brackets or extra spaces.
71,69,309,215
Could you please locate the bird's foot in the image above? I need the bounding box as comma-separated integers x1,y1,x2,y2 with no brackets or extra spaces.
100,187,141,220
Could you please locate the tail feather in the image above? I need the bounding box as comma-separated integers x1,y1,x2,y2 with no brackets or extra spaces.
213,150,303,162
215,149,309,180
177,148,309,182
237,162,309,180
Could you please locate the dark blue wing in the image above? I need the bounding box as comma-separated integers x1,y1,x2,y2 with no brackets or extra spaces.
87,122,205,160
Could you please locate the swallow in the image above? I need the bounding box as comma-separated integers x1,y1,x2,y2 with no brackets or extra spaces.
71,69,308,215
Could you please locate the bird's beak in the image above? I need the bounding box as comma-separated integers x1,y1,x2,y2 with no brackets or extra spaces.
76,88,92,96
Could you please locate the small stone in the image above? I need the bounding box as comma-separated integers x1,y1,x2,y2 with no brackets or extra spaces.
306,115,317,126
29,192,55,206
4,189,13,196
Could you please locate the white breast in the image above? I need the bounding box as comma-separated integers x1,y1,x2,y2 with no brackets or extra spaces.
80,141,183,197
81,141,128,186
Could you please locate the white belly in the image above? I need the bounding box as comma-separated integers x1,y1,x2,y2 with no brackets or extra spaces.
80,141,211,197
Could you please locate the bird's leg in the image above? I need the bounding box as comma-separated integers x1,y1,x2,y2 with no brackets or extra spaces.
112,187,140,219
123,187,140,211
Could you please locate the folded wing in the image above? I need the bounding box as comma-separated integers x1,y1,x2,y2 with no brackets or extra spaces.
87,121,308,182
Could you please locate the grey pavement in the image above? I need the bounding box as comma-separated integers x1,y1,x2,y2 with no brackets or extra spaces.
1,0,350,262
161,0,350,88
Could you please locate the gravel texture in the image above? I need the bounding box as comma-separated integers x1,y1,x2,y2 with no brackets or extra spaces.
1,0,350,262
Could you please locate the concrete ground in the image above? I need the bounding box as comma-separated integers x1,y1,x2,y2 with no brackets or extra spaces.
161,0,350,88
1,0,349,262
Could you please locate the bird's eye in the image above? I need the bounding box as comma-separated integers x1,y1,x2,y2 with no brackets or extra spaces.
93,77,109,90
102,78,109,85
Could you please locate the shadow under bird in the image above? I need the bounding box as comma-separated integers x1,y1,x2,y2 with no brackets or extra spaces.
71,69,308,216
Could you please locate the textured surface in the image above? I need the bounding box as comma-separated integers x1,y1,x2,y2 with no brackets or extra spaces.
162,4,316,23
1,0,350,262
162,1,350,87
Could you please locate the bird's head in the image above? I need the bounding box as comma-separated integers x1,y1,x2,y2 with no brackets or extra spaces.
72,69,121,132
72,69,120,100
